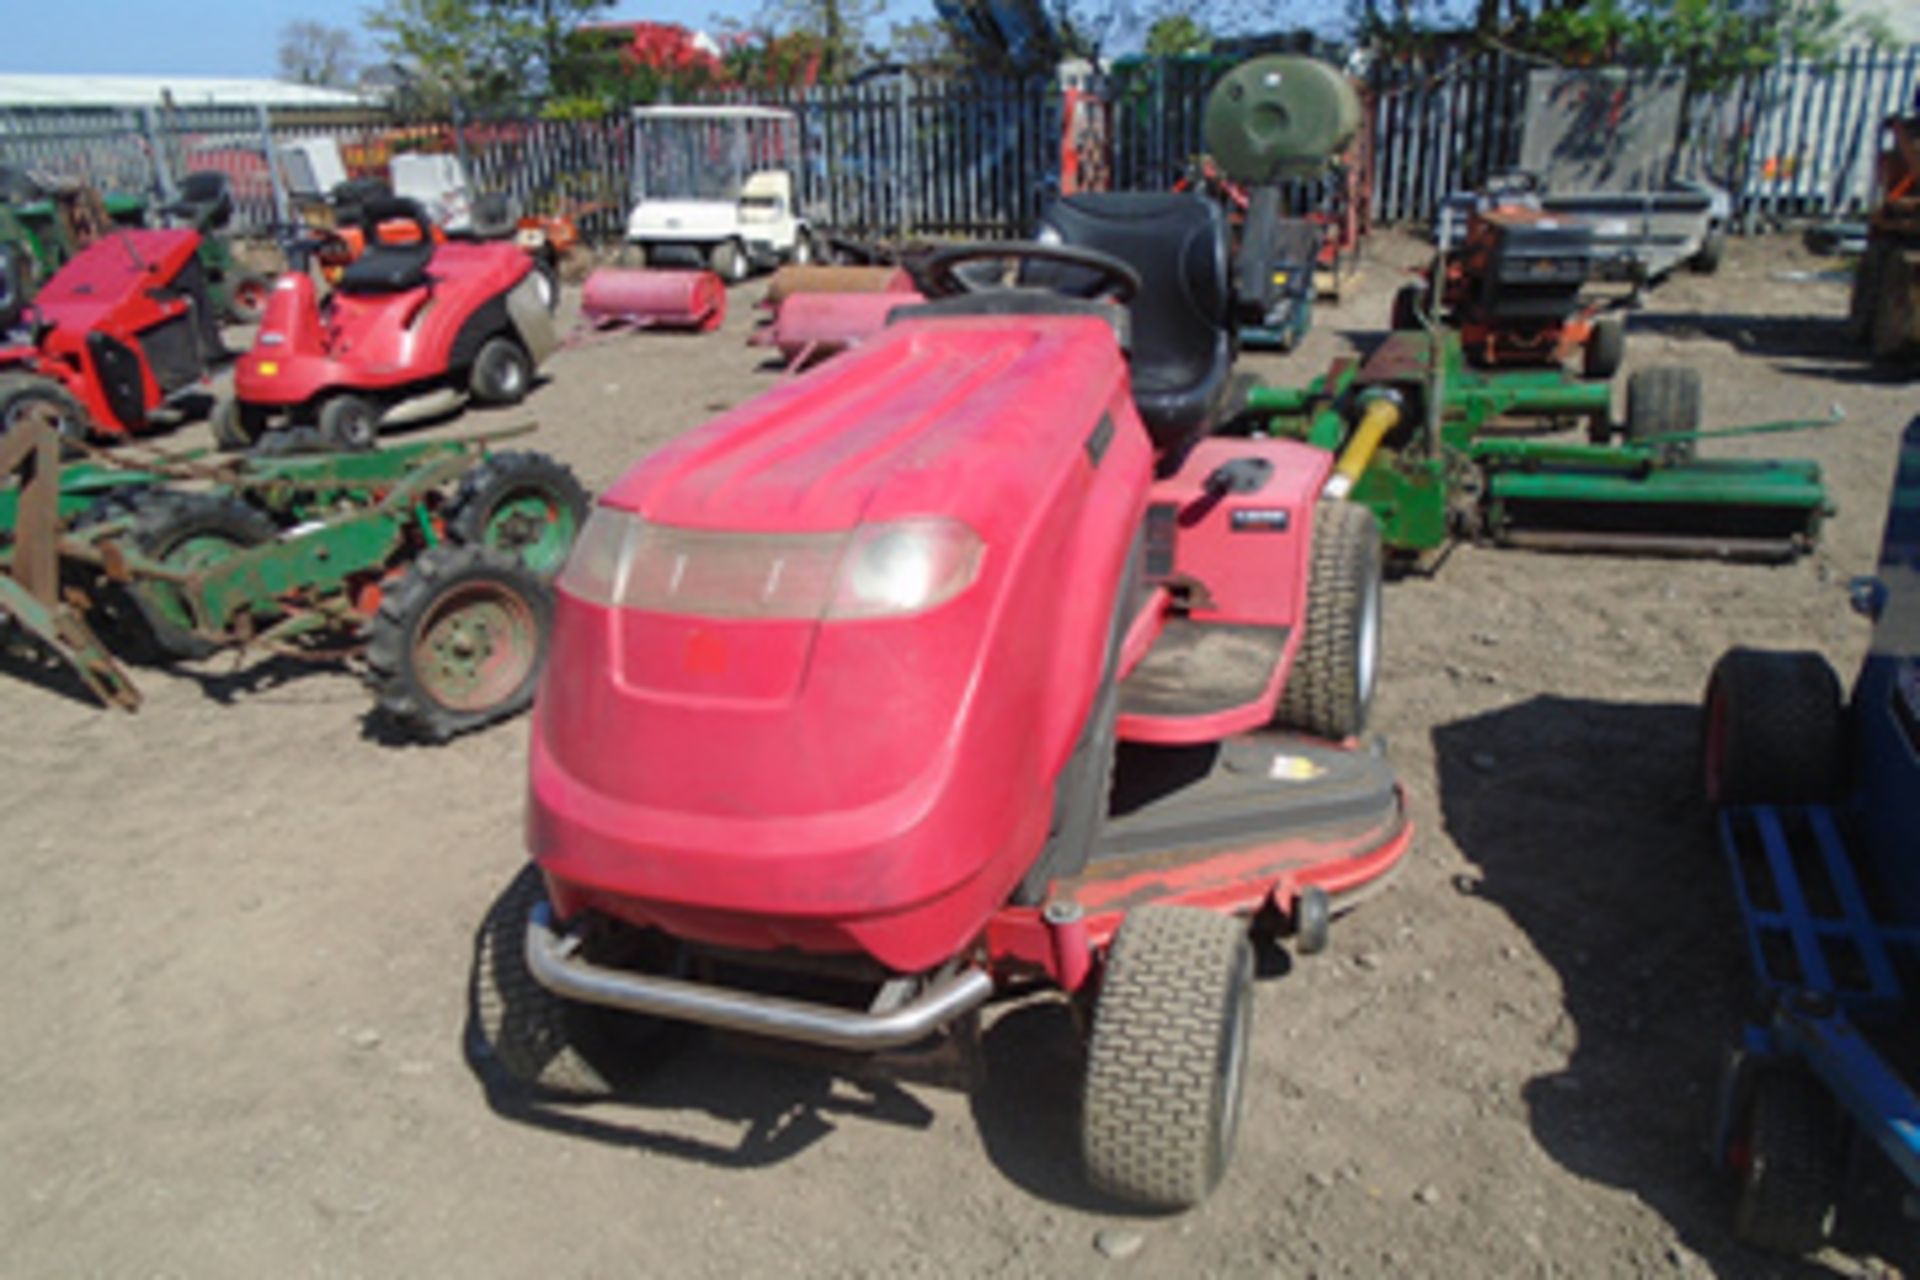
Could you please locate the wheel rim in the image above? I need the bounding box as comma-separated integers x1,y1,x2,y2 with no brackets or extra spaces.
482,491,577,576
494,354,527,398
235,279,268,314
5,393,75,441
147,530,248,631
411,580,539,712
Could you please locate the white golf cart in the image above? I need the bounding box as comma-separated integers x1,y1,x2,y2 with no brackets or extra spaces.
624,104,818,282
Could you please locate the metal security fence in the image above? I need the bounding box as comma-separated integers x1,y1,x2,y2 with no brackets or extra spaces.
2,45,1917,241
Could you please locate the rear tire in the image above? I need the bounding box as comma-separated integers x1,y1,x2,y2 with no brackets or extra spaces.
468,335,533,407
1083,906,1254,1209
1690,226,1727,275
1623,366,1701,463
364,543,552,742
318,394,380,452
0,375,91,451
1583,313,1625,379
1275,501,1382,741
1701,648,1843,807
1731,1067,1845,1254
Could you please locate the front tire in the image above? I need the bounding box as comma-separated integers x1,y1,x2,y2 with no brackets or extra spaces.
364,543,552,742
1583,312,1625,379
709,239,749,284
1274,501,1382,741
1083,906,1255,1209
226,274,273,324
472,866,615,1096
318,394,380,452
1623,366,1701,463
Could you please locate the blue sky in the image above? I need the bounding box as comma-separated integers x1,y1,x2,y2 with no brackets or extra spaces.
1,0,880,78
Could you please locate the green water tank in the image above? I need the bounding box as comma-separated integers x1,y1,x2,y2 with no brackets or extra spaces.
1203,55,1362,184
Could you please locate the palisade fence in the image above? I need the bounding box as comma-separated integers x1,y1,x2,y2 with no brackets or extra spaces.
1,44,1916,241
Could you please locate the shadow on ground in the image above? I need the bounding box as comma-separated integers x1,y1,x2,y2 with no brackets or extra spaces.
1625,311,1913,386
1433,693,1916,1278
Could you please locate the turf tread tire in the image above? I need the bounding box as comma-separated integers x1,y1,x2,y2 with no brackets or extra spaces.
1702,647,1843,806
1275,500,1382,740
1083,905,1254,1209
1583,313,1625,379
471,866,615,1096
1624,365,1702,462
124,492,277,660
1732,1068,1844,1254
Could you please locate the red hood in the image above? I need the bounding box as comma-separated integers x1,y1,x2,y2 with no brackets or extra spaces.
601,315,1129,533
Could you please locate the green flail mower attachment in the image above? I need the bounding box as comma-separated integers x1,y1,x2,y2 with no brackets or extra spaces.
0,417,590,741
1243,328,1835,565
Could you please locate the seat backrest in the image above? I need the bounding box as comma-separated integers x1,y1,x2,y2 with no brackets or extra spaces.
1030,193,1232,455
175,170,234,230
338,196,435,295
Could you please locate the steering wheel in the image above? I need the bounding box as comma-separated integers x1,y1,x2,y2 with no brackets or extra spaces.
917,242,1142,306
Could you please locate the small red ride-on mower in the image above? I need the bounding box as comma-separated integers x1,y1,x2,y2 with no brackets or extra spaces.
0,226,225,446
477,190,1414,1208
1400,176,1626,379
223,197,557,452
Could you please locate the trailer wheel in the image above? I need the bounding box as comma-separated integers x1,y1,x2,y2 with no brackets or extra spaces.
1701,648,1843,807
1083,905,1254,1209
1732,1067,1844,1255
226,274,273,325
0,375,90,450
469,335,534,407
446,450,589,579
318,394,380,451
124,493,278,661
1869,249,1917,363
1583,313,1625,380
472,865,615,1096
209,395,269,452
366,543,552,742
1623,366,1701,463
709,239,749,284
1275,500,1382,741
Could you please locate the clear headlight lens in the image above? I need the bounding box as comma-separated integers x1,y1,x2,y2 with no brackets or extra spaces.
557,508,983,621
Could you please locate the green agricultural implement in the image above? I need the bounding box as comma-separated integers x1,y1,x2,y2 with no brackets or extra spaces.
0,413,588,739
1244,326,1833,565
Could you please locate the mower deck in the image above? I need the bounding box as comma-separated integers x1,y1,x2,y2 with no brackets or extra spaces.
1062,734,1406,914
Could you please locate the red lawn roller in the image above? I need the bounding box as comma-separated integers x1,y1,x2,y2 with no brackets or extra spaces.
579,268,726,333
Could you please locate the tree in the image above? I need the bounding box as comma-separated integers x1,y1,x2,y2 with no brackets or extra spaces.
364,0,516,113
727,0,883,84
278,21,360,87
1144,13,1212,56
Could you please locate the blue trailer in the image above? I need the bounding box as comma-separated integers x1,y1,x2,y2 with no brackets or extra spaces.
1700,414,1920,1253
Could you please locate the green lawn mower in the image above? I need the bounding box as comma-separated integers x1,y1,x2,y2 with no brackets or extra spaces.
1243,325,1832,565
0,413,587,740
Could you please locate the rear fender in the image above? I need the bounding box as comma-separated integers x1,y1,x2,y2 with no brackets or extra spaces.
505,274,559,365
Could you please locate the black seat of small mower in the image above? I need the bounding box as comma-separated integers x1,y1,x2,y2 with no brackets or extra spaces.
338,197,435,295
1028,192,1232,457
168,170,235,230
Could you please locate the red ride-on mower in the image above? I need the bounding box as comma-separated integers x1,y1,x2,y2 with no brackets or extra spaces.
477,192,1413,1208
1401,179,1626,379
0,226,224,446
223,197,557,452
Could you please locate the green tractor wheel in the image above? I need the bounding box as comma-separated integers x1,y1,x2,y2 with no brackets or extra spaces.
445,451,589,579
365,543,553,742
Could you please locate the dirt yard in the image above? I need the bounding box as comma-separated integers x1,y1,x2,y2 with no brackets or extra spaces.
2,230,1914,1279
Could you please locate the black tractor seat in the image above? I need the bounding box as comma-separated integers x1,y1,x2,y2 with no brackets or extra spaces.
164,170,236,231
1029,192,1233,459
338,196,436,295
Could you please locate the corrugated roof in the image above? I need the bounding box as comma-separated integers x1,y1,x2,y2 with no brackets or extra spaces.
0,75,369,109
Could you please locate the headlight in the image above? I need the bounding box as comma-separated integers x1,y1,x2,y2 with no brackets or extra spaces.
557,508,983,621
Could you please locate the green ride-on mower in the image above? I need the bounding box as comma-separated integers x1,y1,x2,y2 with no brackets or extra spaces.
1241,320,1833,567
0,409,587,740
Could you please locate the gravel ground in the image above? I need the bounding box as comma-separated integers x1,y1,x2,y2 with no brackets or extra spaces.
0,229,1914,1279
